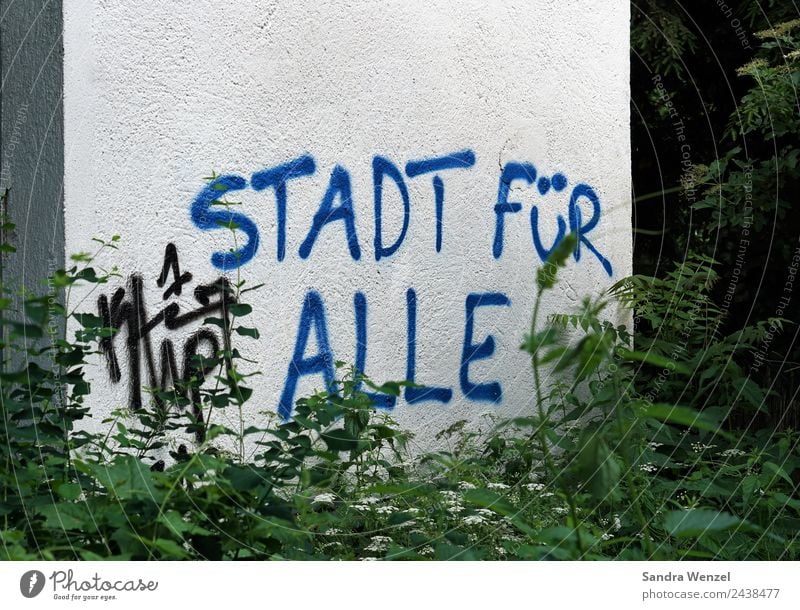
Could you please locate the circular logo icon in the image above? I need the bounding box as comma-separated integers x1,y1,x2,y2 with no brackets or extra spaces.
20,570,46,598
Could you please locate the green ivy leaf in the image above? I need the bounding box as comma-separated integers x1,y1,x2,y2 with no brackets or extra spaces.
229,303,252,317
642,403,731,438
234,326,260,339
536,233,577,292
664,509,741,538
575,434,622,501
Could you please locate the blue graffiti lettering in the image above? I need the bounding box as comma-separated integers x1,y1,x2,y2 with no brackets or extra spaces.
353,292,396,409
277,290,335,420
460,292,511,402
250,155,316,262
569,184,613,276
190,174,259,271
404,288,453,404
405,149,476,252
492,162,537,259
530,207,567,262
191,153,612,275
373,156,410,261
299,165,362,260
530,172,569,261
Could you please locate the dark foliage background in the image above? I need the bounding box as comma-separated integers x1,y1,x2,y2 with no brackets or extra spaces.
631,0,800,425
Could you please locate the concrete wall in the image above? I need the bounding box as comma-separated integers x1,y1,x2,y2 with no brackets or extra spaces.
62,0,631,451
1,0,64,333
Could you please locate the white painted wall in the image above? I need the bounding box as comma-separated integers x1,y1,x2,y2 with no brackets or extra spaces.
63,0,631,452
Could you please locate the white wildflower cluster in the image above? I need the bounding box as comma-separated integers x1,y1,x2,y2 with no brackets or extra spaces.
647,441,664,450
459,481,477,491
719,448,746,457
475,508,495,518
612,515,622,531
419,545,434,557
691,442,717,453
324,528,341,536
639,463,658,473
487,482,510,490
525,482,546,492
601,532,614,540
359,557,379,561
351,495,384,512
311,492,336,506
462,514,487,526
495,546,507,556
440,490,464,514
365,535,393,553
375,505,397,515
552,506,569,516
